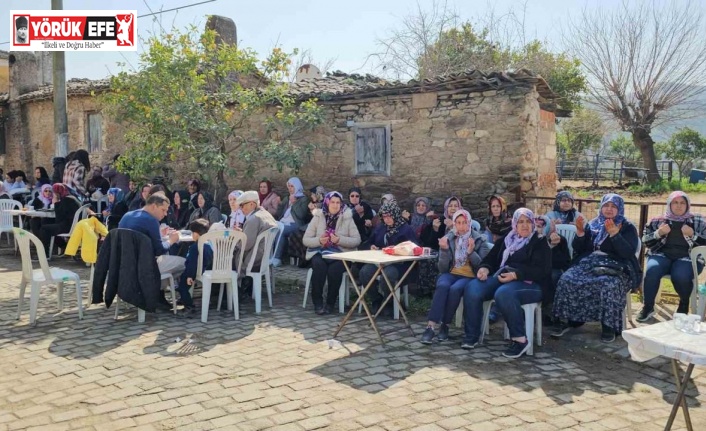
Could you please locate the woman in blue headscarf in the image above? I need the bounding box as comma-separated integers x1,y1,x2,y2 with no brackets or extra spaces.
272,177,312,267
546,191,583,224
551,193,642,343
104,187,128,230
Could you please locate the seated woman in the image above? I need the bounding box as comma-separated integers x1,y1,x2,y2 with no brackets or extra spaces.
226,190,245,229
258,180,281,217
39,184,81,255
552,193,641,342
359,201,418,314
86,166,110,199
103,188,129,231
33,167,51,190
188,191,222,226
171,190,192,230
30,184,55,237
485,195,511,243
347,187,374,241
129,184,151,211
303,191,361,314
462,208,551,358
546,191,583,224
404,197,433,239
535,215,571,322
639,191,706,320
420,210,490,344
406,197,438,295
273,177,310,267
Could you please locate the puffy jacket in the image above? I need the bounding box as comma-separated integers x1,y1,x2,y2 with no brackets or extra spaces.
303,208,361,259
65,216,108,263
91,229,162,312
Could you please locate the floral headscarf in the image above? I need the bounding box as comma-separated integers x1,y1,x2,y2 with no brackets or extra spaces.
39,184,53,206
500,208,536,268
553,191,579,224
107,188,124,212
411,197,431,236
486,195,512,237
52,183,69,199
310,185,327,207
380,193,396,205
443,196,463,219
664,191,693,222
588,193,626,249
452,209,473,269
287,177,305,198
322,191,344,247
379,201,406,244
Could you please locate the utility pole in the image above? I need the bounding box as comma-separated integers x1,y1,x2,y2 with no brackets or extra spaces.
52,0,68,156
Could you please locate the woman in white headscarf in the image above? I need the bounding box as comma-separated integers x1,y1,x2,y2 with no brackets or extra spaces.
273,177,311,266
226,190,245,229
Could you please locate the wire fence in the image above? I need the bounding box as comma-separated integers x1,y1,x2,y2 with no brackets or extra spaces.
557,154,674,186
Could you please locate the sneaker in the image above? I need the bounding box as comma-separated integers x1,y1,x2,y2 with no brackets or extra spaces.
176,306,197,318
271,258,282,268
461,337,479,350
601,325,616,343
550,322,571,338
437,324,449,342
420,327,435,344
502,340,530,359
636,306,655,323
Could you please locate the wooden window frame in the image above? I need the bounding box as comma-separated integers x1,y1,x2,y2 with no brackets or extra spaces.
354,123,391,176
86,111,102,153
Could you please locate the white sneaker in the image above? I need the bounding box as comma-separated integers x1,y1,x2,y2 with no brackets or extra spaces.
271,258,282,267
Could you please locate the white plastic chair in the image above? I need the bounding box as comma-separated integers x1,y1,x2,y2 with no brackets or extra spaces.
195,229,246,322
13,228,83,325
625,240,643,329
0,199,22,247
555,224,577,258
690,246,706,318
48,203,90,259
269,223,284,294
456,298,494,331
302,267,350,313
95,195,109,215
113,297,146,323
273,221,286,265
245,226,279,314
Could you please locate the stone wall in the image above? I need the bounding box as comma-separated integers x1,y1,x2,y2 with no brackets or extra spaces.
2,85,556,216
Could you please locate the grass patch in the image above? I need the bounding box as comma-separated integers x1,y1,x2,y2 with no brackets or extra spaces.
627,179,706,194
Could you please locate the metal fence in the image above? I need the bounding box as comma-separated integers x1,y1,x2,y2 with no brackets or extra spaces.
557,154,674,186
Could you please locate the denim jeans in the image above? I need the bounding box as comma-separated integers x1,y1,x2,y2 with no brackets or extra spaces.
359,263,400,303
494,280,542,339
643,254,702,309
427,273,472,324
463,276,542,341
274,223,298,259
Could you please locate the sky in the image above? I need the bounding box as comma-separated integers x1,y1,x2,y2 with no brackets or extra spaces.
1,0,685,80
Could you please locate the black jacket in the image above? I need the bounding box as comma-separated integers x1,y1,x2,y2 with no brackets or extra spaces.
481,232,553,294
92,229,162,312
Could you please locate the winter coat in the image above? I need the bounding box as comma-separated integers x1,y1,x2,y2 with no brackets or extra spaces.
276,194,311,230
481,232,552,292
92,229,162,312
261,192,281,218
303,208,361,259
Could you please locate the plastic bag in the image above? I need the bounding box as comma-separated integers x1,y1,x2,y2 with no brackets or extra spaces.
382,241,422,256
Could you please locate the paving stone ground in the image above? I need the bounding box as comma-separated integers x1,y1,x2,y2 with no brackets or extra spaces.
0,246,704,430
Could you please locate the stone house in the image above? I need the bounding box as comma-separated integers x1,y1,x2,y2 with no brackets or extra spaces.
0,52,564,215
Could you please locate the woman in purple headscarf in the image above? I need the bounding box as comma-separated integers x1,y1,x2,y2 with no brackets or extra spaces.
638,191,706,321
302,191,361,315
461,207,552,359
551,193,642,343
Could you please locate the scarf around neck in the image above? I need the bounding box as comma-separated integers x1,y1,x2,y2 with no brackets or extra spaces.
487,195,511,235
322,191,344,247
664,191,693,223
452,209,473,268
39,184,53,206
379,201,406,244
500,208,535,268
411,197,431,235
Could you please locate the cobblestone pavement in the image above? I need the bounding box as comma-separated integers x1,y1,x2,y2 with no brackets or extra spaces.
0,247,704,430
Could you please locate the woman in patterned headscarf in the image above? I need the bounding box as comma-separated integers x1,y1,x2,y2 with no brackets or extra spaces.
359,201,419,314
546,191,583,225
303,191,361,315
462,207,551,359
552,193,642,343
639,191,706,321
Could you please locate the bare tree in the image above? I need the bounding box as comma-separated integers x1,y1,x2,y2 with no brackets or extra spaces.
565,0,706,182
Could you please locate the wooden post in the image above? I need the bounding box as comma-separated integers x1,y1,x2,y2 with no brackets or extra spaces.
618,159,624,186
592,154,599,187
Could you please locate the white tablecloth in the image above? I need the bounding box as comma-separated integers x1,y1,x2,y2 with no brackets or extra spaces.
3,209,56,218
622,321,706,365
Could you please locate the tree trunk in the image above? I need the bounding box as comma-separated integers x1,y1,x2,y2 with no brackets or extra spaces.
214,168,228,204
632,129,661,183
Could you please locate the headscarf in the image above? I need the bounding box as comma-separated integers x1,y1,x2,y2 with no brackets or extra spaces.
380,193,396,205
52,183,69,199
379,201,406,244
347,187,363,209
258,180,273,204
664,191,693,222
197,191,215,212
287,177,305,198
443,196,463,219
410,197,431,236
107,188,124,212
500,208,536,268
228,190,245,227
535,214,551,237
588,193,626,249
486,195,512,236
322,191,344,246
38,184,53,206
553,191,578,224
452,210,473,269
310,185,327,205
